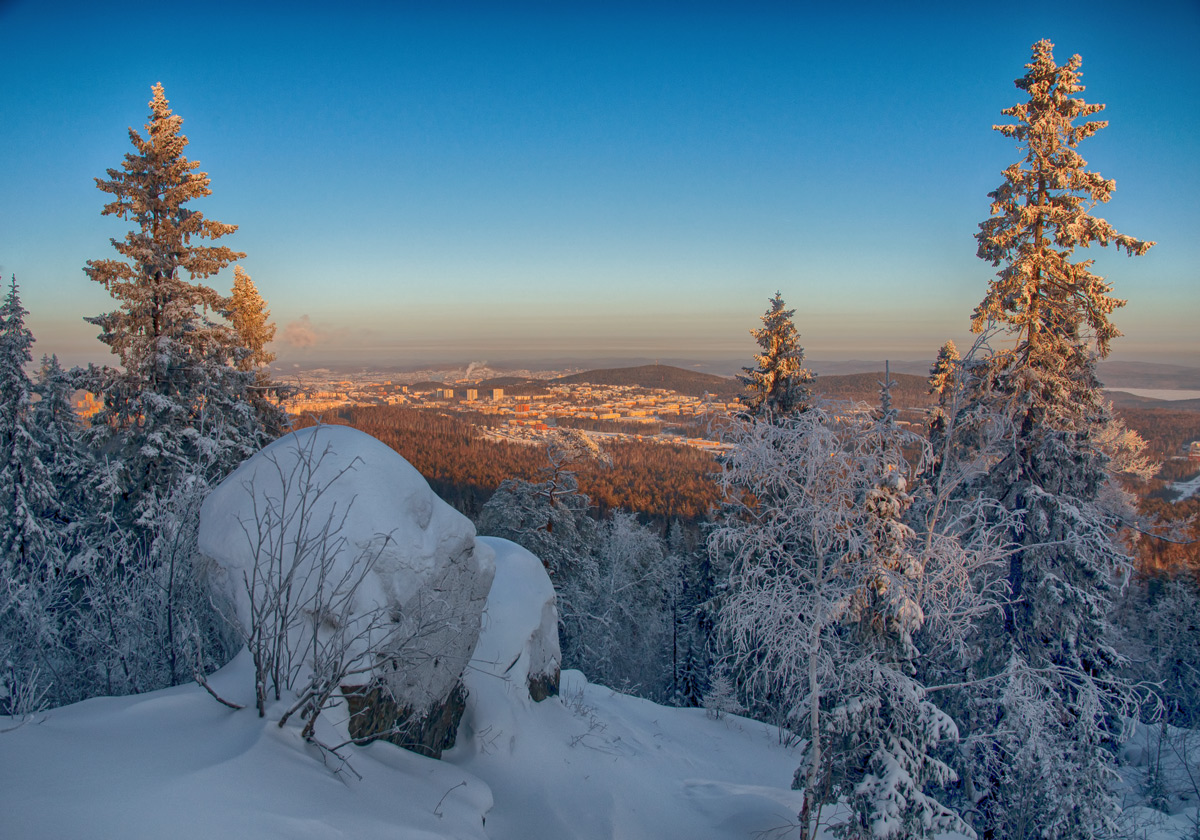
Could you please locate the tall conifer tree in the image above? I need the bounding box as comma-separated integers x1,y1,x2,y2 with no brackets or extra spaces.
0,279,61,574
83,84,268,527
228,266,287,436
954,40,1154,838
228,266,276,372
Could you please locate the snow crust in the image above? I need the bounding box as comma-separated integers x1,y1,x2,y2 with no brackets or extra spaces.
0,650,493,840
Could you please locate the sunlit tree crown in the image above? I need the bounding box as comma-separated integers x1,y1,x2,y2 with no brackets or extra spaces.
973,39,1153,366
738,292,814,420
84,83,245,371
229,267,276,371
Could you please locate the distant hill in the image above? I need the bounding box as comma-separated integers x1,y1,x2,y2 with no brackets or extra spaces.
473,376,563,396
553,365,743,399
474,364,937,410
1108,391,1200,413
474,365,743,399
812,372,932,409
1098,361,1200,390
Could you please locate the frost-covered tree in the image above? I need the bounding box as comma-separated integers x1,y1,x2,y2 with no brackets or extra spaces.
478,428,605,672
952,40,1154,839
32,355,90,531
667,518,715,707
84,83,244,372
737,292,814,420
0,278,61,575
478,429,608,573
478,431,684,699
227,266,287,436
713,409,983,839
228,266,276,372
973,41,1153,374
0,280,69,715
563,511,675,700
82,84,271,529
68,478,233,700
877,361,898,425
1123,574,1200,727
927,340,959,435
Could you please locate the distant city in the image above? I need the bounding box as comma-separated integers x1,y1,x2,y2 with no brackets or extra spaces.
282,365,737,453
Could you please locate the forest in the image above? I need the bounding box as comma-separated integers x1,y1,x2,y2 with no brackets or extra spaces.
296,405,723,521
2,40,1200,840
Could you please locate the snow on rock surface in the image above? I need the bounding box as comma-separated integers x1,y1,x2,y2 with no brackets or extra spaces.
468,537,561,702
198,424,495,724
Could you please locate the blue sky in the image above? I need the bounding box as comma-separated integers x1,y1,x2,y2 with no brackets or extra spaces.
2,1,1197,368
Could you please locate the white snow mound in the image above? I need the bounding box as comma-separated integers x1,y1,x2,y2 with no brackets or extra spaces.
198,424,495,712
469,536,561,698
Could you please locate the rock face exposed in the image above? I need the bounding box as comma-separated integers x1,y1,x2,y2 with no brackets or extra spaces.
198,424,495,757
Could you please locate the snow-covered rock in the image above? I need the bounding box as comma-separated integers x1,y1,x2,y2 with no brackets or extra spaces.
468,536,561,703
198,424,495,755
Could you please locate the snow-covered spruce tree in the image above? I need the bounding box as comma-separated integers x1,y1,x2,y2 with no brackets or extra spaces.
1125,574,1200,727
83,83,269,531
32,355,91,536
0,280,73,715
477,428,604,583
229,266,275,372
667,518,716,707
737,292,814,420
954,40,1154,839
0,278,62,576
927,341,959,437
877,362,899,425
478,429,609,676
712,408,979,840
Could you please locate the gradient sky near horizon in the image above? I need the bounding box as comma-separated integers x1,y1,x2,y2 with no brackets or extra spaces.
2,0,1197,369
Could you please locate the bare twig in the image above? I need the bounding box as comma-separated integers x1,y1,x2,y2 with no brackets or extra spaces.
193,667,245,710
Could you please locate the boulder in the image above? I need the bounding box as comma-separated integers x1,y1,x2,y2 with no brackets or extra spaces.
467,536,561,703
198,424,495,757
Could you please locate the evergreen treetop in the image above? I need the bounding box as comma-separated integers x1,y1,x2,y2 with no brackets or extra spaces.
738,292,814,420
974,40,1153,389
84,83,245,378
229,266,276,372
81,84,270,529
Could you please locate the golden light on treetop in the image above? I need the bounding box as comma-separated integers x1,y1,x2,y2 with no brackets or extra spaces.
974,39,1154,365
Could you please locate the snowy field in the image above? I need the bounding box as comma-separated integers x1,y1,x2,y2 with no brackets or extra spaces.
0,539,814,840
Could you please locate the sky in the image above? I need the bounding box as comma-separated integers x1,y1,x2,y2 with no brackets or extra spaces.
1,0,1197,370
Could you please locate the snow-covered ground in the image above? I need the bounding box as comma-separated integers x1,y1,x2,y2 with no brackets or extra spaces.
2,538,1191,839
1116,721,1200,840
0,539,809,840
